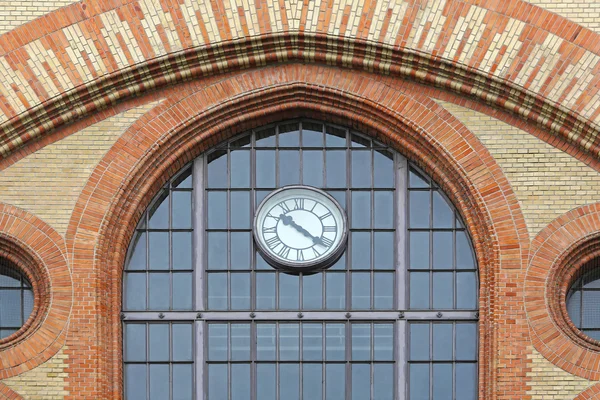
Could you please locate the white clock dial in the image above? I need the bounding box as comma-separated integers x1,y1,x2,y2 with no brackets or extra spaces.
253,186,348,272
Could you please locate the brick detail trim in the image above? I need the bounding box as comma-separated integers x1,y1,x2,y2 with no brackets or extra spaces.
576,384,600,400
526,203,600,380
0,203,71,380
0,0,596,168
0,383,21,400
65,64,529,399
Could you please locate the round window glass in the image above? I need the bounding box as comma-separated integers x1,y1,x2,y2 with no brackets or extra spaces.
0,259,34,339
566,257,600,341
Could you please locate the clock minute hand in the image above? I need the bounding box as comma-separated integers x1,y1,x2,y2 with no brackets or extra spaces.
280,214,324,246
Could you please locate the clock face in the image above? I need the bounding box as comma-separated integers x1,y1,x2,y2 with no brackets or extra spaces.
254,186,348,272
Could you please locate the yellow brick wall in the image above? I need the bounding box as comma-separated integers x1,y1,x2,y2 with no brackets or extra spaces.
2,347,69,400
527,347,596,399
525,0,600,33
0,100,162,236
0,1,77,35
437,100,600,238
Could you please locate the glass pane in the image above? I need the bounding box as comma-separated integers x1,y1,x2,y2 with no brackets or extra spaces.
410,323,429,360
230,273,250,310
326,273,345,309
148,273,169,310
256,127,276,146
373,363,394,400
326,150,346,187
374,150,394,188
456,323,477,360
326,324,345,361
374,232,394,269
207,232,227,270
279,123,300,146
303,364,323,400
409,191,430,228
173,323,193,361
280,324,300,360
457,272,477,309
172,272,193,310
410,232,429,269
208,273,227,310
303,323,323,361
148,191,169,229
231,192,251,229
256,150,276,187
433,364,453,400
374,324,394,361
208,364,228,400
207,150,227,188
409,364,429,400
374,191,393,229
456,231,475,269
303,150,324,187
433,232,452,269
172,191,192,229
257,364,277,400
280,150,300,186
583,291,600,328
125,324,146,361
352,324,371,360
256,273,276,310
173,167,192,188
326,364,345,400
208,191,227,229
433,272,453,309
433,191,453,228
230,324,251,360
148,324,169,361
409,169,429,188
352,272,371,309
567,290,581,326
148,232,169,270
172,232,192,270
374,272,394,309
125,364,147,400
231,364,251,400
173,364,193,400
302,122,324,147
127,232,146,270
303,273,323,309
257,324,276,360
351,232,371,269
409,272,429,309
352,151,371,187
279,273,300,309
455,364,477,400
352,364,371,400
149,364,169,400
351,191,371,228
208,324,228,361
280,364,300,400
351,133,370,148
0,291,21,326
433,323,453,360
124,273,146,310
230,150,250,188
326,126,346,147
23,289,33,320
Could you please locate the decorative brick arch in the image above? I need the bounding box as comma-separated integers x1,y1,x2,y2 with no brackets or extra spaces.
576,384,600,400
526,203,600,380
0,203,72,380
0,0,598,170
0,382,21,399
65,64,529,399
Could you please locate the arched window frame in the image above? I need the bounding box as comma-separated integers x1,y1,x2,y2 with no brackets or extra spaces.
121,119,479,400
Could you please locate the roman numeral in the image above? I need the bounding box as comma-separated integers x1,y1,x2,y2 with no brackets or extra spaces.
277,245,291,258
319,212,332,220
279,201,291,213
323,225,336,232
312,247,322,257
266,236,282,249
320,237,334,247
293,198,305,210
262,226,277,234
297,250,305,261
267,213,280,222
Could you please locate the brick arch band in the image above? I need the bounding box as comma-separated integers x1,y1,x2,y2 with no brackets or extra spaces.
0,0,599,170
64,64,529,399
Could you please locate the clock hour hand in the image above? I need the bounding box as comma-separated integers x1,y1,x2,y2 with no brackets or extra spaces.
280,214,325,246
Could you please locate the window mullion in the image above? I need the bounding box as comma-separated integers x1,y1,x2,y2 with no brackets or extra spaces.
395,153,408,311
193,155,206,312
195,321,205,400
396,320,406,400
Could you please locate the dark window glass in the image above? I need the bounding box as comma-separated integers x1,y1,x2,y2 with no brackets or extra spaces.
566,258,600,338
0,260,34,339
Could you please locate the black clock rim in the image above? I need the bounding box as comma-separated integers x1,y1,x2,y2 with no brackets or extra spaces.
252,185,349,274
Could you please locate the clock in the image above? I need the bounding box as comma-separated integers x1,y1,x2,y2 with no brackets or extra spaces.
253,186,348,273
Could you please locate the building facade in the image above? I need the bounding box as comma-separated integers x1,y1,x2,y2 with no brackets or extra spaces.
0,0,600,399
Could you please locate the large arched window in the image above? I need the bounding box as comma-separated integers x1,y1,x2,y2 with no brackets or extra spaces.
122,120,478,400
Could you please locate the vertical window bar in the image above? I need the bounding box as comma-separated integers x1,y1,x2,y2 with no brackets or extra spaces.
395,154,408,310
396,320,406,400
196,321,204,400
194,157,205,311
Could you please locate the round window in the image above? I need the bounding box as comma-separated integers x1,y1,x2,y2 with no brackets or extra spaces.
0,258,34,339
566,257,600,341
